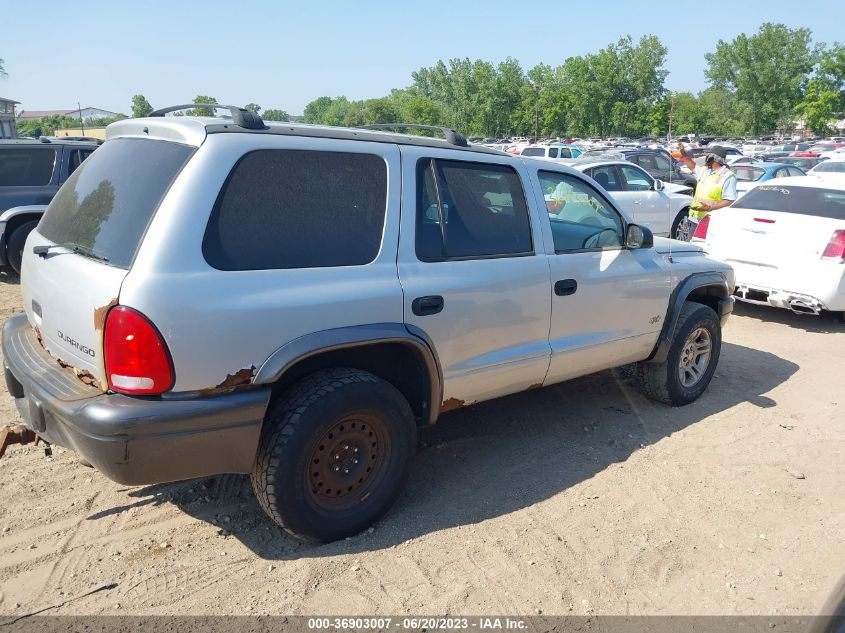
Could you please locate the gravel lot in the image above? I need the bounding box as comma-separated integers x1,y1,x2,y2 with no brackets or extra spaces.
0,272,843,616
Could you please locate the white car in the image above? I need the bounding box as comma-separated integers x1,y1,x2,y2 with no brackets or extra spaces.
556,159,693,238
811,157,845,173
694,176,845,319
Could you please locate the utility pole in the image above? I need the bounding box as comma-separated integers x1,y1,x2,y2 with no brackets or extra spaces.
667,92,675,145
534,83,539,141
78,101,85,135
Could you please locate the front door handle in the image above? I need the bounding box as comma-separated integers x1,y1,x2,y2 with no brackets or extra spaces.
412,295,444,316
554,279,578,296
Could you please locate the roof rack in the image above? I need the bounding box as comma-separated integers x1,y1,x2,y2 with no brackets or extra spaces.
148,104,266,130
356,123,468,147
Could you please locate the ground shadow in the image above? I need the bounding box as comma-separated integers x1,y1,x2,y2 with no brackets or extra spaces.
732,301,845,334
98,341,798,561
0,272,19,286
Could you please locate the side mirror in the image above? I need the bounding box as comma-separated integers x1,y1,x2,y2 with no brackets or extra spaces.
626,224,654,249
653,178,665,191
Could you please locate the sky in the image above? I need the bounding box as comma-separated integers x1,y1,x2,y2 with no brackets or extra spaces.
2,0,844,116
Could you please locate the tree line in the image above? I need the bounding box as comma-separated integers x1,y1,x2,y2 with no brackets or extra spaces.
300,23,844,138
4,22,844,139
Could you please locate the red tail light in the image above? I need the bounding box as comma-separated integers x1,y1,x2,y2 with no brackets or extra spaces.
692,214,710,240
104,306,174,395
822,230,845,260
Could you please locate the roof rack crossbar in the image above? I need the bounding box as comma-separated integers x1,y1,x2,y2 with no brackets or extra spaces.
148,104,266,130
356,123,468,147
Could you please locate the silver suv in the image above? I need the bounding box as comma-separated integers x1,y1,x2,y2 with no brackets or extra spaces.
2,106,735,542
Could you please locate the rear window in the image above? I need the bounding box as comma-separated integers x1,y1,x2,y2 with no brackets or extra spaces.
38,138,194,269
734,166,765,182
0,147,57,186
203,150,387,270
735,185,845,220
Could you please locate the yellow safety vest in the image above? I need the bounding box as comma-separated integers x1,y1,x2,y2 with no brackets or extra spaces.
690,167,733,220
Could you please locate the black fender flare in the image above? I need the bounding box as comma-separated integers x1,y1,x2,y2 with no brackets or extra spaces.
253,323,443,425
646,271,734,364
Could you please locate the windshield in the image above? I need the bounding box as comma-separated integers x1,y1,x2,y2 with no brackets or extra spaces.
811,161,845,173
734,166,765,181
38,138,194,269
735,184,845,219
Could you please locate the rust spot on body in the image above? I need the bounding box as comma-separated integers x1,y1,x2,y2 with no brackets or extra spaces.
440,397,466,412
93,297,119,332
217,366,257,389
527,382,543,390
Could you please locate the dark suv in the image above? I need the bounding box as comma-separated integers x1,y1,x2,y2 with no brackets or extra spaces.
582,148,695,188
0,138,99,273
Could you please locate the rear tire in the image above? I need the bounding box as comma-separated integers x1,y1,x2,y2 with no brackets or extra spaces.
251,368,416,542
635,301,721,406
6,221,38,275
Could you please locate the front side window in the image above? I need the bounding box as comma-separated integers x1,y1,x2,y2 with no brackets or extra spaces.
654,155,672,172
548,147,559,158
204,150,387,270
0,148,57,186
587,165,623,191
415,159,533,261
67,149,94,177
619,165,652,191
540,171,624,252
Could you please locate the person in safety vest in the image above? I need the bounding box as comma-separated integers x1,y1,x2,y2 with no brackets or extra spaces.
676,143,737,240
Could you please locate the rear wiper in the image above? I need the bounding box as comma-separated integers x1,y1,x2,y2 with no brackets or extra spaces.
33,243,110,263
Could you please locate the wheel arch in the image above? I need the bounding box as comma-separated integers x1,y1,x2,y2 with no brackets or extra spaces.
254,323,443,426
647,272,733,364
0,206,47,267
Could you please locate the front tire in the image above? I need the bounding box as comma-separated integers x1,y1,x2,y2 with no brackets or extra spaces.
6,220,39,275
251,368,416,542
635,302,721,406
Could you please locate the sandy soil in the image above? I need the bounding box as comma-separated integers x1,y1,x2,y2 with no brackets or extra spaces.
0,271,842,617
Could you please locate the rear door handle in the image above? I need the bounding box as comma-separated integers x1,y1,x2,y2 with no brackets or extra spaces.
554,279,578,296
412,295,444,316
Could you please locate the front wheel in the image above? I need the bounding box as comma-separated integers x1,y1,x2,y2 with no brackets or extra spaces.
670,208,690,241
635,301,721,406
251,368,417,542
6,220,39,275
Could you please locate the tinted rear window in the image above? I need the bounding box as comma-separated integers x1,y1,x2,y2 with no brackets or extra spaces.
0,147,57,186
203,150,387,270
735,185,845,219
38,138,194,268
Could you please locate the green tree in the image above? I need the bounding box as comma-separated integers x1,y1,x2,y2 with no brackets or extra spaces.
262,108,289,121
704,23,816,135
131,94,153,118
244,103,261,114
0,57,6,79
187,95,218,116
797,43,845,134
302,96,334,123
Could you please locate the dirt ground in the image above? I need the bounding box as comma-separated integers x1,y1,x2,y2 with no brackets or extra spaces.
0,271,843,618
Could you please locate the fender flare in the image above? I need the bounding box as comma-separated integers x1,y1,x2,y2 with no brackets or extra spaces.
253,323,443,425
646,271,733,364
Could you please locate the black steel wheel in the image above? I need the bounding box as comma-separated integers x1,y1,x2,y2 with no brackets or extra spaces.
251,368,416,542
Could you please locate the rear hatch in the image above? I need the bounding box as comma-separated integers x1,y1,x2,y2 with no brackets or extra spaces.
20,137,195,390
703,182,845,285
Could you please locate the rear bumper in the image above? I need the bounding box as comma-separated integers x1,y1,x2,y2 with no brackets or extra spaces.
2,313,271,485
734,284,829,315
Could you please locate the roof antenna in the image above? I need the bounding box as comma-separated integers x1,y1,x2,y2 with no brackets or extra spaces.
667,92,675,263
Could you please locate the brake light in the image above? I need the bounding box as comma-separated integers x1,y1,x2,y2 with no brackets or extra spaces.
104,306,174,395
692,214,710,240
822,230,845,260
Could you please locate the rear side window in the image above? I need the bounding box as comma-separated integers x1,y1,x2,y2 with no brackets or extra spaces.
521,147,544,157
0,148,57,186
416,159,533,261
734,166,765,181
38,138,193,269
203,150,387,270
736,185,845,220
67,149,94,176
